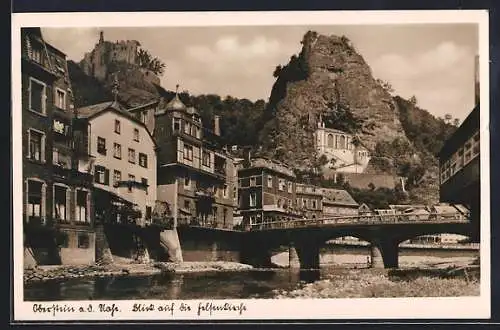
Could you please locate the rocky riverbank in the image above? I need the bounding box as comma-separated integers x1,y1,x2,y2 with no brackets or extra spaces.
273,268,480,298
24,261,254,284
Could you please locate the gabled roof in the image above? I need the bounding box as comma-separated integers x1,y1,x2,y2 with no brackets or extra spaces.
321,188,359,207
75,100,157,147
128,100,160,113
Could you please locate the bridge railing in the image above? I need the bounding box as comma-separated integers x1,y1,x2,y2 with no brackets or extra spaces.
249,212,470,231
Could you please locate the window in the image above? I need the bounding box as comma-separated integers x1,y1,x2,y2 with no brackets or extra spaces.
183,144,193,161
30,45,43,63
114,120,121,134
223,184,228,198
173,118,181,131
27,180,43,220
267,176,273,188
55,89,66,109
287,181,293,193
312,200,317,209
28,129,44,161
339,135,346,149
29,78,46,114
139,153,148,168
113,143,121,159
184,121,191,134
140,112,146,124
141,178,148,194
77,233,90,249
249,192,257,207
184,176,191,190
113,170,121,186
94,165,109,185
473,133,480,156
303,199,307,208
128,148,136,164
129,174,135,182
53,185,67,221
75,190,88,222
97,137,106,155
250,177,256,186
327,134,334,148
184,200,190,210
195,127,201,139
278,179,285,191
202,151,211,167
133,128,139,142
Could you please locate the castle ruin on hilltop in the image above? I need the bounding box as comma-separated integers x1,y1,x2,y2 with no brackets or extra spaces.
80,31,160,85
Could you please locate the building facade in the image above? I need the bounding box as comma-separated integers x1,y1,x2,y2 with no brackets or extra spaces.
314,118,370,174
438,106,480,240
295,183,323,219
321,188,359,217
238,157,303,229
22,28,95,265
75,101,157,226
142,91,238,229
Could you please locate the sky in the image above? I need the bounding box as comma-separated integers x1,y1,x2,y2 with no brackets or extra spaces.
42,24,478,121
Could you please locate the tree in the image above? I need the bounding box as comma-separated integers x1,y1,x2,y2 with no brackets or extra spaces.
444,113,453,125
136,48,166,76
376,78,394,94
409,95,418,106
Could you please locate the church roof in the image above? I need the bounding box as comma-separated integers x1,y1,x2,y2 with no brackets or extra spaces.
165,93,187,112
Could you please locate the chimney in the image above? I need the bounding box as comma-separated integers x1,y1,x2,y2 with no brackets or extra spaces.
474,54,480,105
214,115,221,136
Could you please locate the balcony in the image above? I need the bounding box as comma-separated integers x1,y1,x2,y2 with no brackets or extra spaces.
53,165,93,186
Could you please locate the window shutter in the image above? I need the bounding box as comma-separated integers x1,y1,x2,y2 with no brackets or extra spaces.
104,168,110,185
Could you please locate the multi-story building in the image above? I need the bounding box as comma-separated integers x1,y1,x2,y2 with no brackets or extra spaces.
321,188,359,217
438,105,480,239
142,90,237,229
438,55,480,241
237,157,303,229
314,116,370,174
22,28,95,265
295,183,323,219
75,100,157,226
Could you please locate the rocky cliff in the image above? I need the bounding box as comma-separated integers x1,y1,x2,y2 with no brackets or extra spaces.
259,31,408,169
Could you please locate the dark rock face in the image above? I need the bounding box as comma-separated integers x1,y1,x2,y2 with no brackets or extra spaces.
261,32,407,169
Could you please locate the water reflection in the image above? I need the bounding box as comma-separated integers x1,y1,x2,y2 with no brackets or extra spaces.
24,248,479,301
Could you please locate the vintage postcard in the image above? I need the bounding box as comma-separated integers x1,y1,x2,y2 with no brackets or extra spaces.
11,10,490,321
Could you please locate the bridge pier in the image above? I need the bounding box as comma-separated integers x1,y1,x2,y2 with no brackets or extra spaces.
288,245,300,268
295,240,321,270
370,238,399,269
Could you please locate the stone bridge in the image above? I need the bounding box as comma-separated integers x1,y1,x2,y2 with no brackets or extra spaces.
179,213,474,269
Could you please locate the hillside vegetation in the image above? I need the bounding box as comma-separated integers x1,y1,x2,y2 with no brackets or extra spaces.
68,31,457,206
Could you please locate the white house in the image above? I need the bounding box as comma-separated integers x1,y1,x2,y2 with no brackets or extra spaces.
76,101,157,226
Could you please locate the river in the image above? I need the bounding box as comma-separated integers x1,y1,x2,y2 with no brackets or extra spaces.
24,246,479,301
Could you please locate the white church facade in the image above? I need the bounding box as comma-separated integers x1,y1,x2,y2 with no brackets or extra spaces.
314,119,371,174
